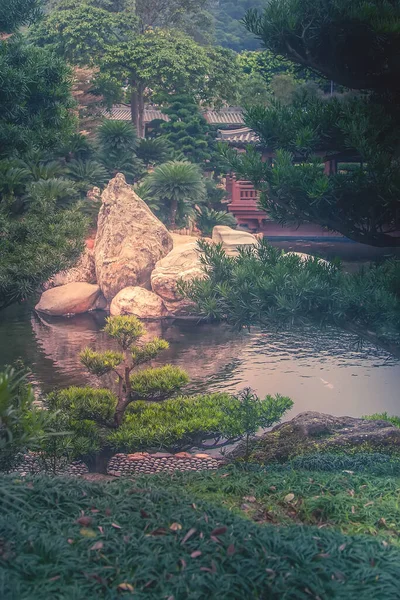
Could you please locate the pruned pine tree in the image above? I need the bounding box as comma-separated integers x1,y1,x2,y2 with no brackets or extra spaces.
80,315,189,427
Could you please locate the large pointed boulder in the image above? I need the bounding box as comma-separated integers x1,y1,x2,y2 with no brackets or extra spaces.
94,174,173,301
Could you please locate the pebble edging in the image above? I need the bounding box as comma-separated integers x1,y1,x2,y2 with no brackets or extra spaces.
9,451,225,477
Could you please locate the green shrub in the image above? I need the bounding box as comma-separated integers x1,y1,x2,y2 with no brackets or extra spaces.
0,367,51,471
1,475,400,599
363,413,400,428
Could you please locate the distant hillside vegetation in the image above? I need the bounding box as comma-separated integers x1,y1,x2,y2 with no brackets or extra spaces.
211,0,265,52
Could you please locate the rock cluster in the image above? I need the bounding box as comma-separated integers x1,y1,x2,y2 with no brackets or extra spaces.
35,174,259,318
94,173,173,301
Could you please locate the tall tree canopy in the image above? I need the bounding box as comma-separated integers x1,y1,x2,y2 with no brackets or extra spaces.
0,0,86,311
33,5,240,137
226,0,400,247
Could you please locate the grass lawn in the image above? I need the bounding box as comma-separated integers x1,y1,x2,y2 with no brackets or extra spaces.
1,455,400,599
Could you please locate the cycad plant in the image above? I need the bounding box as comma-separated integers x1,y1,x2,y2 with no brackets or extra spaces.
67,159,109,189
195,206,237,237
145,160,206,228
97,120,138,154
136,137,174,168
26,178,78,209
96,120,144,182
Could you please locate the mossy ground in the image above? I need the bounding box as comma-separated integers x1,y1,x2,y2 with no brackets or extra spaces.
244,426,400,464
1,454,400,599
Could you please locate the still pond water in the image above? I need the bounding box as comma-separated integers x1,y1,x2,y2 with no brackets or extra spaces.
0,302,399,421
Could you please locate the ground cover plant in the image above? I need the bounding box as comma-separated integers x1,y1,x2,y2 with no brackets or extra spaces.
1,470,400,600
162,461,400,545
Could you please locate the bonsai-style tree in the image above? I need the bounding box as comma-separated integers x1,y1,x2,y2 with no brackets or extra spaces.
79,315,189,427
46,315,293,470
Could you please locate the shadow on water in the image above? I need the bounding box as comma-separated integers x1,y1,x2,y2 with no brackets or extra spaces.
0,302,399,419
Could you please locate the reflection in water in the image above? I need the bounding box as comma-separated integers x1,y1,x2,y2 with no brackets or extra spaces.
0,302,399,419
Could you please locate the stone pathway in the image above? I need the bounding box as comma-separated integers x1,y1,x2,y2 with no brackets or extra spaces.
11,451,223,477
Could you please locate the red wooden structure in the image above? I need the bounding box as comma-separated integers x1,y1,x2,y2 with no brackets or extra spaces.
226,175,342,238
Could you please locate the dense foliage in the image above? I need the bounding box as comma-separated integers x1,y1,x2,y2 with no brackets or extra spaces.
210,0,265,51
180,240,400,352
229,0,400,247
0,0,89,310
1,471,400,599
0,0,41,33
0,367,50,471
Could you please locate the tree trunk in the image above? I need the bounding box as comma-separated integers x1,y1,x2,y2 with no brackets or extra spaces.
130,83,145,138
86,447,114,475
114,395,130,428
170,198,178,229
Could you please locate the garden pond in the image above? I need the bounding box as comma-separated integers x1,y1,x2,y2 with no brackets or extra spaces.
0,302,399,421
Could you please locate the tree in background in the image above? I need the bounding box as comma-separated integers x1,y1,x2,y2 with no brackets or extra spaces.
32,3,240,137
159,94,218,167
134,0,214,43
31,1,138,64
96,120,144,181
143,161,206,228
230,0,400,247
100,30,239,136
0,0,87,311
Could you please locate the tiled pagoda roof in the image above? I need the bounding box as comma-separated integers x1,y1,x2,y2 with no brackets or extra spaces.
217,127,259,144
101,105,245,126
